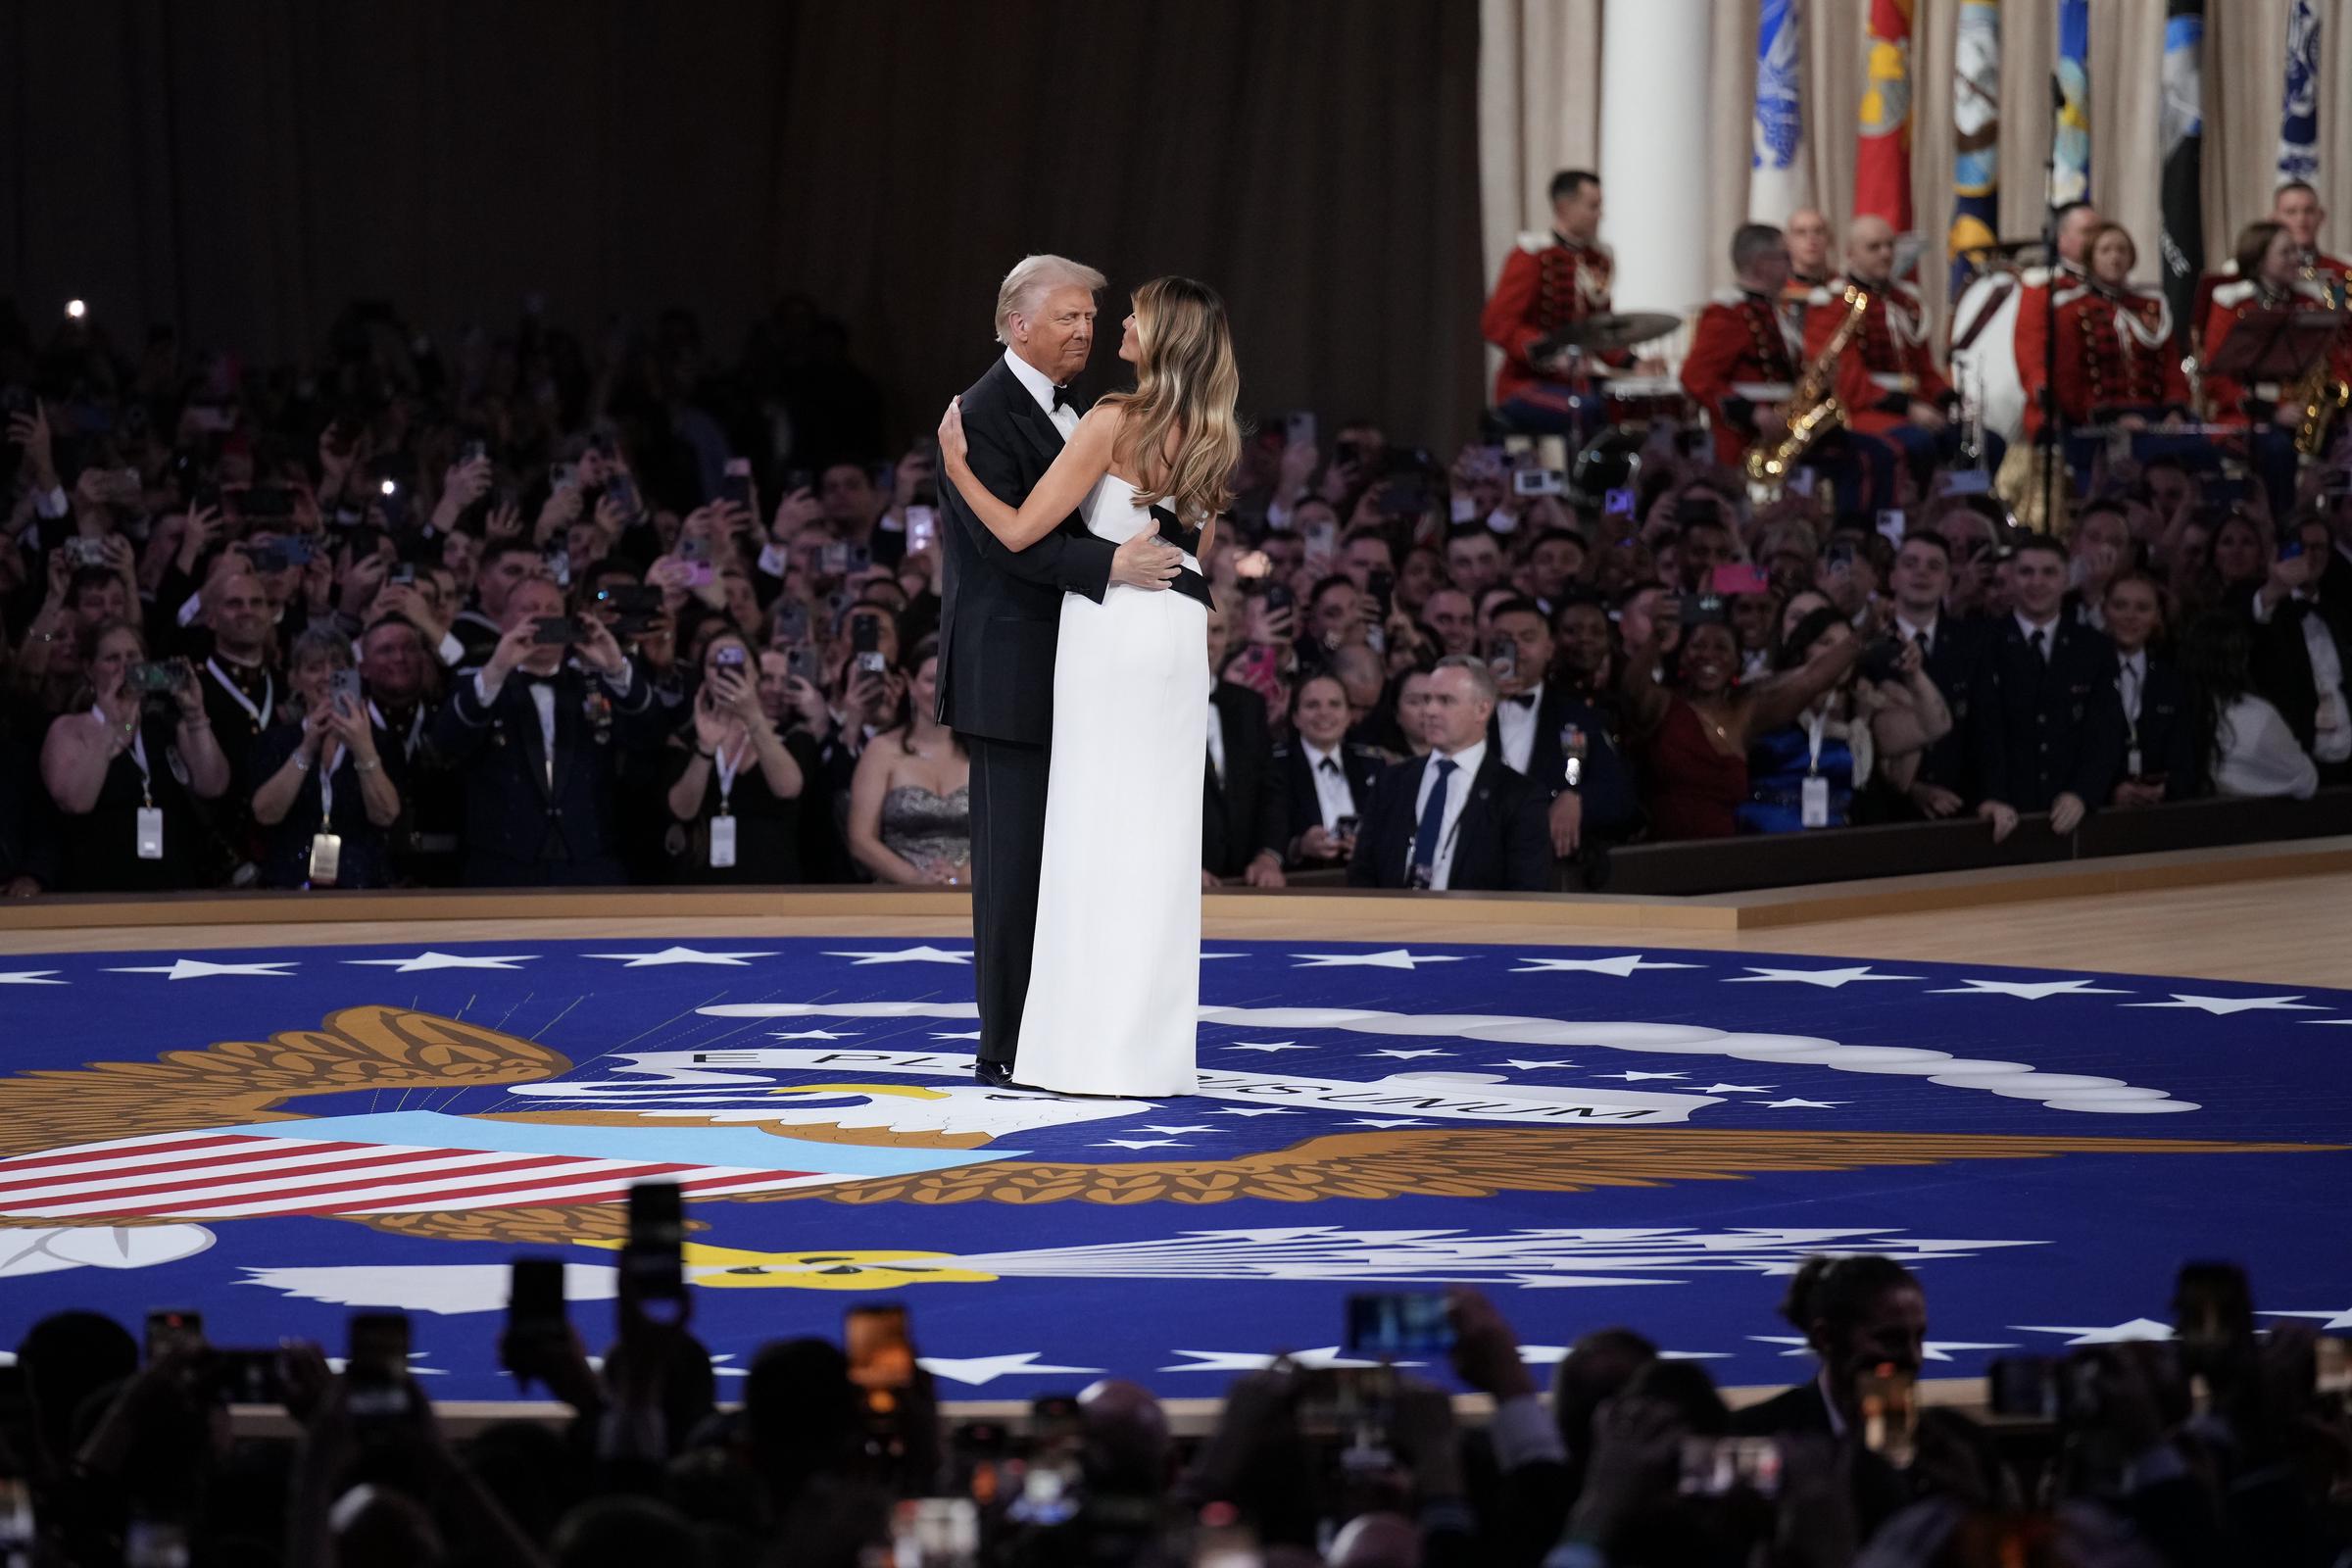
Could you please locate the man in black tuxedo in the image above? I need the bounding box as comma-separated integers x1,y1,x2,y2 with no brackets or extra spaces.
1484,599,1638,857
1969,534,2126,839
2247,514,2352,783
432,576,665,885
934,255,1184,1086
1260,672,1388,876
1885,531,1989,815
1349,657,1549,891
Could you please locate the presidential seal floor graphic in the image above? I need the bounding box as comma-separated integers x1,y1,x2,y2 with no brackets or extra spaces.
1,938,2345,1396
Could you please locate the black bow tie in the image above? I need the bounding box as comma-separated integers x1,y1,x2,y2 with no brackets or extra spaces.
1504,692,1538,709
1052,384,1075,413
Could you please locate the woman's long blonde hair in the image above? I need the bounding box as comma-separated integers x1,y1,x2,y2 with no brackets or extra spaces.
1098,276,1241,525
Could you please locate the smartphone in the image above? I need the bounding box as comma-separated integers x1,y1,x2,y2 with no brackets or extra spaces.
548,462,577,493
1377,481,1428,519
1711,563,1770,597
459,438,489,465
64,535,108,567
1824,540,1857,573
1859,636,1909,684
852,615,887,675
130,662,181,695
846,1302,915,1413
1365,568,1395,616
786,645,820,686
1855,1362,1917,1464
1940,467,1993,498
678,534,715,588
1285,410,1318,449
532,615,584,645
1678,592,1727,626
274,534,317,567
145,1308,204,1362
1265,583,1296,613
822,541,852,575
1602,486,1637,520
890,1497,980,1568
346,1312,412,1419
1333,813,1361,841
605,472,638,517
503,1257,569,1386
623,1181,686,1318
905,505,938,555
2278,535,2307,562
329,668,364,714
210,1348,287,1405
1485,636,1518,682
1876,507,1907,543
720,469,755,511
1343,1292,1455,1358
1513,468,1565,498
713,644,749,669
1985,1354,2059,1419
1677,1436,1783,1497
771,599,811,645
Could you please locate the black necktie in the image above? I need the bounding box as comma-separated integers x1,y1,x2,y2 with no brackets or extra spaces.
1318,757,1341,775
2029,628,2047,662
1913,630,1932,658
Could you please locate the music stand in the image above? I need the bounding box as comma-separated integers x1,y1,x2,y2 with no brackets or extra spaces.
2204,308,2343,388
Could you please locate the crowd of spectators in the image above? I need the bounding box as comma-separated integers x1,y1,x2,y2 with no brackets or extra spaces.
1,291,2347,899
3,1251,2344,1566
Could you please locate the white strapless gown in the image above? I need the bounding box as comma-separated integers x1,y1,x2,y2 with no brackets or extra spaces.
1013,475,1206,1096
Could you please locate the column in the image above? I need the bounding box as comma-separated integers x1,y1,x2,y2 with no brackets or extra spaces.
1599,0,1716,318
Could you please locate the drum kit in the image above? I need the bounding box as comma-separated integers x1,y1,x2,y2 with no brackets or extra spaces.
1532,310,1690,429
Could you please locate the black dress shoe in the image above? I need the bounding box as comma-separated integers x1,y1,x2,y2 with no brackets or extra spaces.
973,1059,1016,1087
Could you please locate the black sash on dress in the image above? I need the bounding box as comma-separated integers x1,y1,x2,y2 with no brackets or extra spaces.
1149,503,1215,611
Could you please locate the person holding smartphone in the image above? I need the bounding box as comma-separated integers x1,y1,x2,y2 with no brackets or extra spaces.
40,620,228,890
666,632,811,883
1261,673,1386,876
250,627,405,888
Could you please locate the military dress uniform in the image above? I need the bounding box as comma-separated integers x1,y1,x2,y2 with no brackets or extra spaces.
2018,279,2189,435
1481,231,1619,431
2200,274,2347,514
1805,275,1967,483
1681,288,1878,510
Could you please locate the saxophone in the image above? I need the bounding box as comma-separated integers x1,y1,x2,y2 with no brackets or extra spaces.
1745,284,1871,493
2290,263,2349,458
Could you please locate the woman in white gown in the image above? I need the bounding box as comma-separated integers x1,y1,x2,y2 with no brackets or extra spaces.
937,276,1241,1096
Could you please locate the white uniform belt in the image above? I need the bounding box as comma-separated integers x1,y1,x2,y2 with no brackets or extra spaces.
1731,381,1793,401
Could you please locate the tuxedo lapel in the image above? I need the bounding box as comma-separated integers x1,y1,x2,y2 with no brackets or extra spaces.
1000,366,1067,469
511,683,556,805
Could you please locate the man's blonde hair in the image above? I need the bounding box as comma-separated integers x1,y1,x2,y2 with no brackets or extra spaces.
995,254,1107,345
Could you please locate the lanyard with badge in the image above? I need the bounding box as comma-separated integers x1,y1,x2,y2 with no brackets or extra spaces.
309,741,346,886
2120,662,2143,777
106,708,168,860
710,739,747,868
1800,710,1832,828
206,658,273,732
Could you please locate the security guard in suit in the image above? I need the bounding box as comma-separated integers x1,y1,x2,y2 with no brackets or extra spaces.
431,578,665,885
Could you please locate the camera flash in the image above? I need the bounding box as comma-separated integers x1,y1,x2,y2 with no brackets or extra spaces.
379,478,397,496
65,299,87,320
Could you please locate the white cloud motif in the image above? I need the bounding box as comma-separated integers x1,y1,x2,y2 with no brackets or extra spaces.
0,1224,215,1277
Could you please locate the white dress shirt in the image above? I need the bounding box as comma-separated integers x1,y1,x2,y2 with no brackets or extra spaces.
1893,612,1939,658
1494,680,1543,774
1410,739,1487,891
1301,740,1357,831
1004,349,1080,440
2014,610,2061,660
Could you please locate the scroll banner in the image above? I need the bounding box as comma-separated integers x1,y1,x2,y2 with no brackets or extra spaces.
1751,0,1812,220
1949,0,2002,298
2054,0,2091,207
2278,0,2321,187
1856,0,1915,231
2161,0,2206,343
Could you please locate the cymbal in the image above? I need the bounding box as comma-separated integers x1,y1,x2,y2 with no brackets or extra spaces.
1553,311,1681,353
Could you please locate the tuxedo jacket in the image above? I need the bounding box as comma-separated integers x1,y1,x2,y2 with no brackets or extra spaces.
1347,750,1550,892
1484,682,1640,843
1203,682,1278,878
1906,615,1992,804
934,356,1117,747
2242,587,2352,756
1264,738,1389,867
1967,616,2127,812
431,661,665,884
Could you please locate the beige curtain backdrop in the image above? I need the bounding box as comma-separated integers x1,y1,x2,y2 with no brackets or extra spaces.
1481,0,2352,354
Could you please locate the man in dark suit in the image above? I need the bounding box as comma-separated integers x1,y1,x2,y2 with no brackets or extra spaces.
2247,514,2352,783
1484,599,1638,857
1260,672,1388,876
1969,534,2127,839
1349,657,1549,892
933,255,1184,1085
1204,675,1278,886
1884,530,1988,815
431,576,665,885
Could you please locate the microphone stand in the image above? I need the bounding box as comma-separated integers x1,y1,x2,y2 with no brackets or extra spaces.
2037,72,2064,536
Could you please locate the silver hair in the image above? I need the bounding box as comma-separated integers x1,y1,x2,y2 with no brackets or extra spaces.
289,623,356,672
1431,653,1499,707
994,254,1107,345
